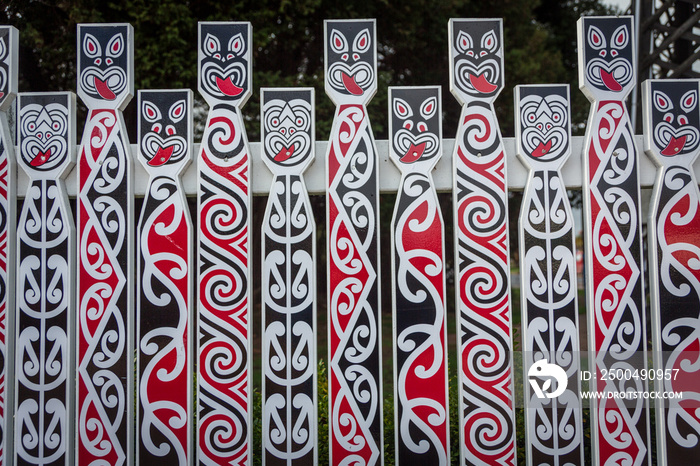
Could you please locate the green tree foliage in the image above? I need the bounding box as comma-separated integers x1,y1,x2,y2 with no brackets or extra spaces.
4,0,615,140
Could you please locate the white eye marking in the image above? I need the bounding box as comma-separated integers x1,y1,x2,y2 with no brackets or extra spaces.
204,33,221,57
420,96,437,119
83,33,101,58
393,97,412,119
106,33,124,58
588,25,606,50
169,99,186,123
353,28,371,54
456,30,473,54
330,29,348,54
142,101,161,123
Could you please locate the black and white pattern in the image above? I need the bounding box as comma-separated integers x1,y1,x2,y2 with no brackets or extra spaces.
324,20,376,103
15,92,76,466
515,85,583,466
261,88,316,466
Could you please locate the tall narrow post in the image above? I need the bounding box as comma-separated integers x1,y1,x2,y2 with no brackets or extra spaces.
0,25,17,466
261,88,316,465
76,23,134,466
136,90,193,466
324,19,383,466
578,16,650,466
448,18,516,466
389,86,449,465
644,79,700,465
515,84,583,466
196,22,253,466
15,91,76,466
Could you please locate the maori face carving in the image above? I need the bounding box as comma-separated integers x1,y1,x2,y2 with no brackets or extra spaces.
517,85,570,163
450,19,503,100
198,22,251,104
390,86,441,168
0,26,17,110
580,17,634,95
138,90,191,169
648,81,700,159
325,20,376,101
19,93,73,175
78,24,131,106
262,89,314,173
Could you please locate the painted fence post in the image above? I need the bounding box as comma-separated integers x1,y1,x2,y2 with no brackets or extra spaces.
76,23,134,466
196,22,253,466
136,89,193,466
261,87,316,465
389,85,449,465
323,19,383,466
0,25,16,466
577,16,650,466
447,18,516,466
15,91,77,466
515,84,583,466
644,78,700,465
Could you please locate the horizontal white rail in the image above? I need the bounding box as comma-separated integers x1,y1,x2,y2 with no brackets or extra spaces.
15,135,690,197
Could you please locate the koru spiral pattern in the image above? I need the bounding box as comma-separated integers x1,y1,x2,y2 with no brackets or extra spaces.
136,90,193,466
0,26,17,466
448,18,516,466
324,19,382,466
76,24,134,466
261,88,317,466
389,86,449,465
15,92,76,466
644,79,700,464
197,22,253,466
578,16,650,466
515,85,583,466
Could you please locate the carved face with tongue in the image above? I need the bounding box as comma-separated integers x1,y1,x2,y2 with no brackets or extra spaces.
262,90,313,171
198,22,251,103
648,81,700,159
78,25,130,104
580,17,634,94
19,96,70,173
517,85,570,164
325,20,376,101
450,19,503,100
389,87,441,168
138,90,190,169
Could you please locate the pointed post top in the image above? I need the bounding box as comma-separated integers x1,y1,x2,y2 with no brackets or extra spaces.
0,26,18,112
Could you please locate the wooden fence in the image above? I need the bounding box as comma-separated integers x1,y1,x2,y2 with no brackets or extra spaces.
0,14,699,466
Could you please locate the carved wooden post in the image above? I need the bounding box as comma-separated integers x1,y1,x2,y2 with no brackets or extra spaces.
136,90,193,466
389,86,449,465
447,18,516,466
324,19,383,466
644,79,700,465
76,23,134,466
15,91,76,466
196,22,253,466
261,88,316,465
0,25,17,466
578,16,650,466
515,84,582,466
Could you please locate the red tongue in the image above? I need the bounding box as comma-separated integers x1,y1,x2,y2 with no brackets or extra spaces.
469,72,498,94
0,92,4,100
342,72,363,96
532,140,553,158
661,135,687,156
30,149,51,167
94,77,116,100
275,145,295,162
600,69,622,92
148,146,175,167
400,142,426,164
215,76,244,97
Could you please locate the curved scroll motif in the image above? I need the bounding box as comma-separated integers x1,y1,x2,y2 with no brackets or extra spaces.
197,22,253,466
261,88,316,465
515,85,583,466
389,86,449,465
644,79,700,465
0,26,17,466
324,18,382,466
15,92,76,466
137,90,193,466
448,18,516,466
76,23,133,466
578,16,649,466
